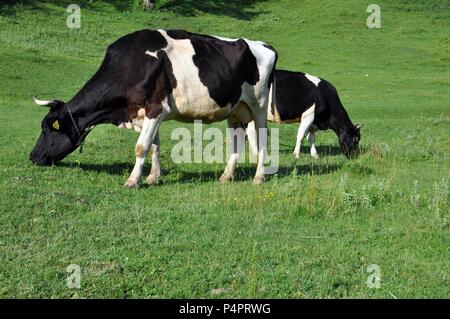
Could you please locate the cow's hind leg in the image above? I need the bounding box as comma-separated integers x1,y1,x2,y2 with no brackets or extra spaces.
125,113,165,188
220,119,246,183
145,131,161,185
293,103,315,159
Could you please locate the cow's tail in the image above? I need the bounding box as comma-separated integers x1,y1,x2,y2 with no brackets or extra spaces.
268,72,276,119
266,45,278,118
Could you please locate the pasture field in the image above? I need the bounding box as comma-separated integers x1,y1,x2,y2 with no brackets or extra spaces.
0,0,448,298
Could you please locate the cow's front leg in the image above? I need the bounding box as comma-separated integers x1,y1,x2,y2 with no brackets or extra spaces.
220,119,246,183
145,131,161,185
125,114,165,188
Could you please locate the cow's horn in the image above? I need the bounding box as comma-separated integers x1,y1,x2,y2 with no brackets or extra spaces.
33,97,54,106
356,123,365,130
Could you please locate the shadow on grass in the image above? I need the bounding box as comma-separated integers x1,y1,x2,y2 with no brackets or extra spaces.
174,162,344,184
279,142,344,157
280,142,371,158
55,142,371,185
57,161,130,176
58,160,344,185
1,0,269,20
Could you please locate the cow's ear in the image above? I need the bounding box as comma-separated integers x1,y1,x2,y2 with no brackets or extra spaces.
356,123,365,130
33,97,65,109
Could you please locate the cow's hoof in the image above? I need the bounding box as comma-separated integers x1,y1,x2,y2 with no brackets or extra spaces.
253,175,265,185
294,153,300,160
219,175,232,184
312,154,320,160
125,178,140,188
145,175,160,186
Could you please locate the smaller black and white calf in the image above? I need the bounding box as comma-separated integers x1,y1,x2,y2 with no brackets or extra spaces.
248,70,363,159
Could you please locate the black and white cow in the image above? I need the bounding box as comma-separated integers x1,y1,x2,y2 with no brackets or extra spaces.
247,70,362,159
30,29,278,186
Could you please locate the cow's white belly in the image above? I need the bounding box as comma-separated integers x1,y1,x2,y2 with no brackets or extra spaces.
167,93,232,123
120,98,251,132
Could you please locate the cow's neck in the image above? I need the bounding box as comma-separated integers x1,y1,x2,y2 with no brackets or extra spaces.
328,104,354,135
66,75,126,132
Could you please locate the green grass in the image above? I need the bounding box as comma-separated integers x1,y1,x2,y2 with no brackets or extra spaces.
0,0,449,298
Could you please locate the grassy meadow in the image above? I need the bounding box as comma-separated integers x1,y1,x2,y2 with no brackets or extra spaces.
0,0,449,298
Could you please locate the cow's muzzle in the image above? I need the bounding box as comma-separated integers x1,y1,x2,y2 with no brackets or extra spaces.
29,150,52,166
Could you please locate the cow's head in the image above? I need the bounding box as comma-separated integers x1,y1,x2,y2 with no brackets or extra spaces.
30,98,82,165
339,124,363,158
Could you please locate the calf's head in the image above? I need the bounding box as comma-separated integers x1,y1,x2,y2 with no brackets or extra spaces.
30,98,81,165
339,124,363,158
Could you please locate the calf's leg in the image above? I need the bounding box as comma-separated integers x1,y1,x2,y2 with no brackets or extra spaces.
293,103,315,159
220,119,246,183
307,131,319,159
219,118,245,183
252,115,268,185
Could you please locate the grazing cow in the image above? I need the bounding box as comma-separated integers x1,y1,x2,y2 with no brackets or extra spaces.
247,70,362,159
30,29,278,186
